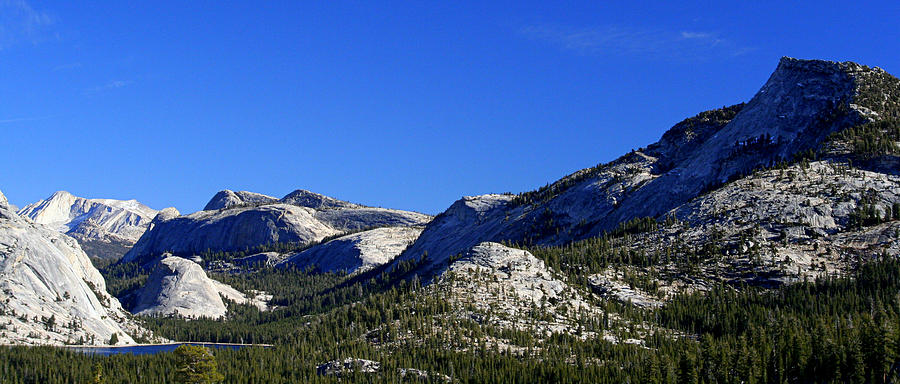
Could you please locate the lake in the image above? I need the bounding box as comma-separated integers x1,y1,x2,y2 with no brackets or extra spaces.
64,343,270,356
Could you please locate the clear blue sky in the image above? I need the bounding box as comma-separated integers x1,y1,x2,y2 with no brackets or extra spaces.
1,1,898,214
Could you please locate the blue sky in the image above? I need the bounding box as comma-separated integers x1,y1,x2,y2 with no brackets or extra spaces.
1,1,898,214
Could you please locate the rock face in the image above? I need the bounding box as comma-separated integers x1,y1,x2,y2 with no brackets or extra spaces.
127,255,259,319
278,226,423,274
18,191,160,259
389,57,900,280
436,242,597,330
203,190,278,211
122,204,339,265
316,358,450,382
316,358,381,377
0,189,148,345
281,189,361,210
122,189,431,266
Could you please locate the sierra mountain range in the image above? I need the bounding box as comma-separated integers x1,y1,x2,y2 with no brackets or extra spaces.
3,57,900,346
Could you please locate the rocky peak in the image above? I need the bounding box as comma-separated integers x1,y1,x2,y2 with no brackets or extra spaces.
17,191,160,259
600,57,873,227
151,207,181,224
203,190,278,211
126,255,257,319
280,189,361,209
0,189,8,210
50,190,75,199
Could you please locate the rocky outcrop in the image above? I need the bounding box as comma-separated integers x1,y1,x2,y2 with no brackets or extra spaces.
278,226,423,274
18,191,161,259
316,358,451,382
122,189,431,266
564,159,900,297
0,189,148,345
436,242,597,328
316,358,381,376
203,190,278,211
389,57,900,280
127,255,262,319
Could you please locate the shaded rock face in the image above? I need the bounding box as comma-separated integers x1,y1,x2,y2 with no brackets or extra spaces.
0,190,146,345
396,195,515,277
18,191,160,259
278,226,423,275
122,190,431,266
389,57,898,280
127,255,253,319
203,190,278,211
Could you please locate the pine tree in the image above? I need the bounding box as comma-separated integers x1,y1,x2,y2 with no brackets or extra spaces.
174,345,225,384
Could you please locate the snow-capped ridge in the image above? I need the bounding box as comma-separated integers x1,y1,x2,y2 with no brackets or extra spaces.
17,191,159,256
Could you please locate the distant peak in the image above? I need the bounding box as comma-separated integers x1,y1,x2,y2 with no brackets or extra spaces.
49,190,74,199
280,189,361,209
203,189,278,211
776,56,876,76
153,207,181,223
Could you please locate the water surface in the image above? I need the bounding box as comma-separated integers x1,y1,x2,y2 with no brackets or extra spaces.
65,343,267,356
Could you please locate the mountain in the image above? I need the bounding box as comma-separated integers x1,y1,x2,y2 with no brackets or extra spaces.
277,226,423,274
388,57,900,282
125,255,265,319
203,190,279,210
18,191,160,260
121,189,431,266
0,189,150,345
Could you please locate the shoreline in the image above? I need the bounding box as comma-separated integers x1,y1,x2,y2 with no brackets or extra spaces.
62,342,274,348
1,342,273,349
